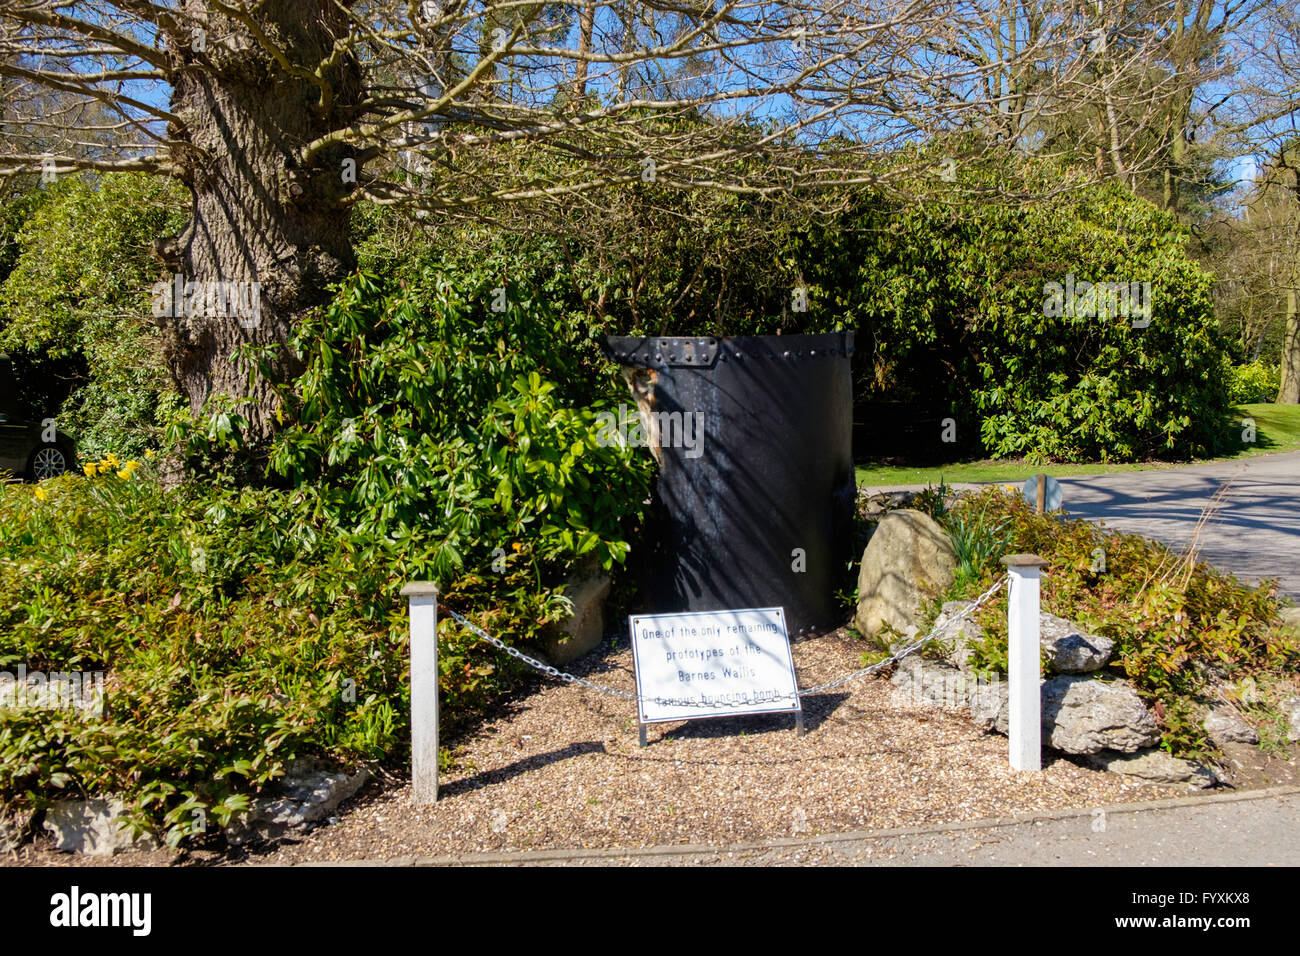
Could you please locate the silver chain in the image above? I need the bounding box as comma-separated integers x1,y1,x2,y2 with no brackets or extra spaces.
795,574,1007,695
439,574,1007,709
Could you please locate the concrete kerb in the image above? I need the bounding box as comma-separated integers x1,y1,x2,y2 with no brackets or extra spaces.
279,783,1300,867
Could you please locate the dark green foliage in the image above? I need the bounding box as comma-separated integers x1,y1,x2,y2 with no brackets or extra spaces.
366,160,1235,465
0,267,654,842
948,488,1297,755
1225,361,1280,405
0,174,187,460
790,174,1233,463
267,268,651,573
0,469,409,844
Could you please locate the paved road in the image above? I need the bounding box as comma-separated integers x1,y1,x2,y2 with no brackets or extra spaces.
865,451,1300,600
1055,452,1300,599
358,786,1300,866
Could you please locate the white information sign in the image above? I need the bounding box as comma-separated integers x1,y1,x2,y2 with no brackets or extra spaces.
629,607,800,724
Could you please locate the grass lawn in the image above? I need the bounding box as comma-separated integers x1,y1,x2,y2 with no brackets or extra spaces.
856,403,1300,488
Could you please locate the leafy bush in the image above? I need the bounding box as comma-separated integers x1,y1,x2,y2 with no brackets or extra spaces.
367,158,1236,464
0,466,406,843
0,267,655,843
267,268,651,572
0,174,188,460
942,502,1012,590
1225,361,1280,405
946,488,1298,755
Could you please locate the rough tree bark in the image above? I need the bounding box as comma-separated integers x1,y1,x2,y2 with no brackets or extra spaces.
1276,156,1300,404
1279,281,1300,403
153,1,362,444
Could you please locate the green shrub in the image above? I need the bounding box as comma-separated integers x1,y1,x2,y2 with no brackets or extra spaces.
266,268,651,570
947,488,1298,756
942,502,1012,590
0,174,187,460
1225,361,1280,405
367,160,1235,464
0,267,655,843
0,466,407,844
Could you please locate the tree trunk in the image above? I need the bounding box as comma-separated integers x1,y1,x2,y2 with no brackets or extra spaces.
572,1,596,102
155,1,362,445
1278,170,1300,404
1279,283,1300,403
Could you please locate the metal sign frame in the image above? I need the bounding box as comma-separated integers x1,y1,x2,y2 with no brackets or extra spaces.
629,606,802,746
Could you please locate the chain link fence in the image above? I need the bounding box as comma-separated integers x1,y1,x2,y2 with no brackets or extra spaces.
438,574,1008,710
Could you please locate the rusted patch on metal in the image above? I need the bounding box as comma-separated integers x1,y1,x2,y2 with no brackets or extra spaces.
621,367,661,464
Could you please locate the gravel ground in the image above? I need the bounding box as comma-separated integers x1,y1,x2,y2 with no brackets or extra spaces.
240,626,1183,864
4,627,1193,867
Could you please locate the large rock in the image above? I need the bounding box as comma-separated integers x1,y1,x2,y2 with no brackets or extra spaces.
43,798,157,856
224,761,368,846
973,675,1159,755
1,805,33,852
933,605,1113,676
539,563,612,666
1283,697,1300,742
1040,614,1113,673
892,657,976,708
1042,676,1160,754
855,510,956,641
932,600,983,671
1279,607,1300,634
1086,750,1216,789
1203,706,1258,747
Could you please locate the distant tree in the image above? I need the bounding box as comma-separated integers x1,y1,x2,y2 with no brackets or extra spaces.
0,1,1180,441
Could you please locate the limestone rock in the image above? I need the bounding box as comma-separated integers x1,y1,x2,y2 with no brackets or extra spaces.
1279,607,1300,634
1202,706,1258,747
540,563,612,666
43,798,157,856
1040,614,1113,674
1283,697,1300,742
1,805,33,852
969,674,1159,755
1042,676,1160,754
970,676,1010,732
225,761,368,846
933,600,984,671
1087,749,1216,789
855,510,956,641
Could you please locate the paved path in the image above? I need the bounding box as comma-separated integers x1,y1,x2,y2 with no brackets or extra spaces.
864,451,1300,599
344,786,1300,866
1055,452,1300,599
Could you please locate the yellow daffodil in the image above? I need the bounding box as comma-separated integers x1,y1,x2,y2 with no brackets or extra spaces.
34,486,48,502
83,463,96,477
145,450,155,459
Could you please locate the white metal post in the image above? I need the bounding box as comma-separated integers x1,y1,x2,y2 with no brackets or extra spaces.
1000,555,1045,772
403,581,440,803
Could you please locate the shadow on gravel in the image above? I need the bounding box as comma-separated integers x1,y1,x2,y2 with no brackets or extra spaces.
441,741,607,798
797,693,852,731
647,692,851,743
